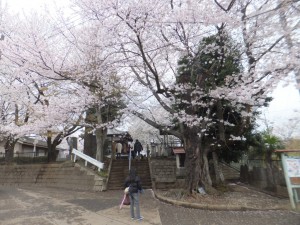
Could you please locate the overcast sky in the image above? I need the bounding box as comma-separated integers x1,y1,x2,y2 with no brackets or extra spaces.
259,77,300,137
3,0,300,137
2,0,68,12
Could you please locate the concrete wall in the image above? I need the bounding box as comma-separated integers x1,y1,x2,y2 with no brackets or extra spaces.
240,165,288,197
150,158,240,189
15,143,23,153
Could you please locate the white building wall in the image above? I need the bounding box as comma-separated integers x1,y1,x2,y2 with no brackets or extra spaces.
14,143,23,153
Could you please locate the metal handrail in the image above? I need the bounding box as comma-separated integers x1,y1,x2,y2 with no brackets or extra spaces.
72,148,104,171
220,161,241,172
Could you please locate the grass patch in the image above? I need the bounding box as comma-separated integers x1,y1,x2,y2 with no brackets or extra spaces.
213,183,232,193
97,170,108,178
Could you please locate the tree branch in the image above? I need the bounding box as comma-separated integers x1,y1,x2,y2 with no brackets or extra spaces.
132,110,182,138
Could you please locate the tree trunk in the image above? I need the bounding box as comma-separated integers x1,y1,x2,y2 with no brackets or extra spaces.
47,132,61,162
47,134,53,162
212,151,225,185
84,107,97,157
203,146,212,187
95,127,107,162
95,105,107,162
216,100,225,142
83,130,96,157
183,127,212,194
4,135,17,162
48,143,59,162
265,151,277,192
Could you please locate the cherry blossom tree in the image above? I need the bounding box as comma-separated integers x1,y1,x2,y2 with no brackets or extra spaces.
0,0,298,190
0,11,98,161
0,6,128,162
71,0,299,193
52,17,127,162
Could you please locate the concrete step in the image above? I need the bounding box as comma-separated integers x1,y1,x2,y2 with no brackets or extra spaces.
220,163,240,180
107,159,152,190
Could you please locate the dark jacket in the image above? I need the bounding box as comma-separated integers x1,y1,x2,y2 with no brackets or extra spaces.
124,175,142,193
134,141,143,153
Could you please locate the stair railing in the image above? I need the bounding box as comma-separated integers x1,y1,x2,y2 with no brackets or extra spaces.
72,148,104,171
220,161,240,172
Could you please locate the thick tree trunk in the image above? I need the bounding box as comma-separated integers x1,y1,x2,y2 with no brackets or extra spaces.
95,105,107,162
4,135,17,162
203,147,212,187
212,151,225,185
83,131,96,157
48,143,59,162
184,143,199,194
47,135,52,162
47,132,61,162
95,127,107,162
84,107,97,157
183,127,212,194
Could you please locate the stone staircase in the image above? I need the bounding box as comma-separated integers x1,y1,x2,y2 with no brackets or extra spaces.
107,159,152,190
220,163,240,181
0,162,106,191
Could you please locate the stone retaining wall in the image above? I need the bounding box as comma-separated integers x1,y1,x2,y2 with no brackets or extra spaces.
240,165,288,197
150,158,176,182
150,158,177,189
0,162,106,191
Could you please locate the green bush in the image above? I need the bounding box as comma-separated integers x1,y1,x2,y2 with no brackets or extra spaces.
97,170,108,178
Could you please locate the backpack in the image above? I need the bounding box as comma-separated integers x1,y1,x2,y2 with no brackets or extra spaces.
129,178,139,193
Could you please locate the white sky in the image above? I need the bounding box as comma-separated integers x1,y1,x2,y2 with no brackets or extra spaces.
259,79,300,136
3,0,300,137
265,82,300,121
2,0,69,13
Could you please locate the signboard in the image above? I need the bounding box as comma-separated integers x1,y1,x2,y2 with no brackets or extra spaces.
277,150,300,210
286,158,300,178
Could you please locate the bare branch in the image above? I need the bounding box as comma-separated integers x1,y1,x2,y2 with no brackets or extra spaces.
214,0,236,12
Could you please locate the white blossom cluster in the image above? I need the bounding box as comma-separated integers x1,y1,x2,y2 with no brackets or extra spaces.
0,0,298,148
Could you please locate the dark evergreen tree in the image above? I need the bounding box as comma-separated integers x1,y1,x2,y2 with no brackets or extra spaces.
174,30,271,186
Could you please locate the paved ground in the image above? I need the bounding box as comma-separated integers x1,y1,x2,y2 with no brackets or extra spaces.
0,186,299,225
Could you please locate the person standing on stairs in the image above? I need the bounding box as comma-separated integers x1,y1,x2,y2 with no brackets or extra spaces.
116,142,123,159
134,139,143,160
124,168,143,221
128,141,135,159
